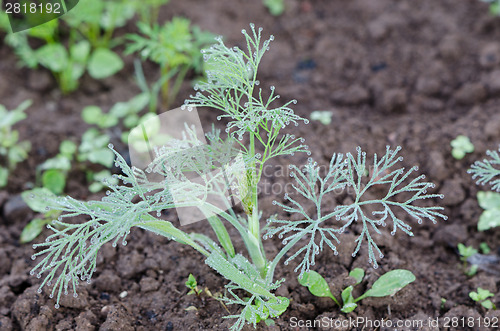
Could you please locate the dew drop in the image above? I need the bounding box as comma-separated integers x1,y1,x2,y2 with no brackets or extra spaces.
55,304,60,309
37,288,42,293
108,143,114,149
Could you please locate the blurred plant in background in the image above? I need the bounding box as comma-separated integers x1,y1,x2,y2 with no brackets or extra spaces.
0,101,32,188
126,17,215,110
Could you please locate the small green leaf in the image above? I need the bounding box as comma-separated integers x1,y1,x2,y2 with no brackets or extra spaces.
482,300,495,310
88,182,104,193
20,218,47,243
450,135,474,160
267,297,289,318
478,209,500,231
87,148,115,168
357,270,415,301
263,0,285,16
21,188,55,213
39,155,72,172
340,285,357,313
42,169,67,195
310,110,333,125
87,48,124,79
477,191,500,210
82,106,103,125
477,287,494,300
479,242,491,254
349,268,365,285
36,44,68,73
185,273,197,289
60,140,77,157
70,40,91,64
341,302,357,313
298,270,333,298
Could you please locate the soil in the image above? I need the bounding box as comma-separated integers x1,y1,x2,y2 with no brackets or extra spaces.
1,0,500,330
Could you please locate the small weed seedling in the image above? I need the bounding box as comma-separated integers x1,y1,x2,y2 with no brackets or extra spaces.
299,269,415,313
263,0,285,16
186,273,203,296
126,18,215,109
310,110,333,125
30,25,446,330
470,287,496,310
184,274,229,313
457,243,479,276
480,242,491,254
0,101,31,188
451,135,474,160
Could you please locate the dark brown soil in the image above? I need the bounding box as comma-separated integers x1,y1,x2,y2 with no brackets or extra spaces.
1,0,500,330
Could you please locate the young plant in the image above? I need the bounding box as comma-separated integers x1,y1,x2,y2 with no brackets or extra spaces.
37,140,77,195
5,22,124,94
0,100,32,188
21,188,61,243
310,110,333,125
457,243,479,276
185,273,203,296
299,269,415,313
451,135,474,160
30,25,446,330
125,17,215,109
263,0,285,16
469,146,500,230
470,287,496,310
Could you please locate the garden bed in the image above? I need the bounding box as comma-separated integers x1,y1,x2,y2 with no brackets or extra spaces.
1,0,500,330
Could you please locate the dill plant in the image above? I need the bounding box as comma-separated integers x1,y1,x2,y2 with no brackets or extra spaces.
30,25,446,330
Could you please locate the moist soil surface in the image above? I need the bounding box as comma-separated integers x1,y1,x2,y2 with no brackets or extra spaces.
1,0,500,330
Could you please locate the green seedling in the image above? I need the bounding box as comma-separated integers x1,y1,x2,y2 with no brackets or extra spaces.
37,140,77,195
263,0,285,16
185,274,230,313
299,269,415,313
457,243,479,276
451,135,474,160
186,273,203,296
475,191,500,231
310,110,333,125
480,242,491,254
5,21,124,94
469,147,500,230
21,188,61,243
470,287,496,310
30,25,445,330
62,0,136,49
0,100,32,188
441,298,447,310
126,17,215,109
